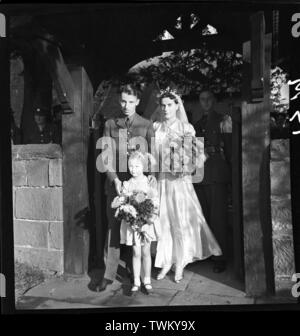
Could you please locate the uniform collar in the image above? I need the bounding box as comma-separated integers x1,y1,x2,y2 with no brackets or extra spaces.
125,112,137,123
116,112,138,128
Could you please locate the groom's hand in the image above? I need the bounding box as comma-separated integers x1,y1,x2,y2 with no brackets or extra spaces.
114,178,122,195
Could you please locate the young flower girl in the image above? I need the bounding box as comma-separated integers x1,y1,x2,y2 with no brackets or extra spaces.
116,151,160,293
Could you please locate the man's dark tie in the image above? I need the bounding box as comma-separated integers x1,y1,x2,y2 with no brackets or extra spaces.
125,117,130,129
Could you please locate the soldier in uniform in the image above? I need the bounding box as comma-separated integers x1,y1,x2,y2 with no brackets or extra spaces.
194,90,232,273
25,107,60,144
96,83,155,292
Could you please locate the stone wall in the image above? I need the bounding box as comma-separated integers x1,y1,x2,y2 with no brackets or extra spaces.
12,144,64,274
270,139,296,296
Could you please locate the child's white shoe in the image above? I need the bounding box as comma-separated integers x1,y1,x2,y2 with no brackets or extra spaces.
131,284,140,292
142,282,153,294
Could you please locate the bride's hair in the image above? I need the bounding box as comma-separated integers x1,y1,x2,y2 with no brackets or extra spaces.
158,88,180,104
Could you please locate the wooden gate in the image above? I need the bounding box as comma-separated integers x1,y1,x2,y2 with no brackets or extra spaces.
241,12,274,296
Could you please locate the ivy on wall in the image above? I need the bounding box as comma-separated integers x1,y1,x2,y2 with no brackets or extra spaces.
270,66,289,114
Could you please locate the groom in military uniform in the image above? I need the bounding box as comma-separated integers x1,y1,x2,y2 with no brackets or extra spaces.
96,83,154,292
194,90,232,273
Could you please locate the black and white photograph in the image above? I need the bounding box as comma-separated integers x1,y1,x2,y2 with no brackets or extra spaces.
0,1,300,313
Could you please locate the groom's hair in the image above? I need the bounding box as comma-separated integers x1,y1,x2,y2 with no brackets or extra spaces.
119,83,141,99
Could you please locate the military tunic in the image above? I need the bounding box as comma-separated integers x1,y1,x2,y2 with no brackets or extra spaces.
26,123,60,144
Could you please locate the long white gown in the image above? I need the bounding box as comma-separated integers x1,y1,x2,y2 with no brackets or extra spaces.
153,118,222,269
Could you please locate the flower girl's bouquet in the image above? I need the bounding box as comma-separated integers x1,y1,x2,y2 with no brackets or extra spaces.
111,188,159,244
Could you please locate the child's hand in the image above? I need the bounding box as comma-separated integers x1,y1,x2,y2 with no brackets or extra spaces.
114,178,122,195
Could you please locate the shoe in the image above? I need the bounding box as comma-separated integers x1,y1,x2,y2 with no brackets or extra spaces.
142,283,153,294
88,279,101,292
157,265,172,280
213,261,226,273
131,284,141,292
96,278,113,292
174,266,184,283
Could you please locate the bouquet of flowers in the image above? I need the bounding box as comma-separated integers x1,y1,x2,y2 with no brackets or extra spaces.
111,188,159,244
163,129,206,177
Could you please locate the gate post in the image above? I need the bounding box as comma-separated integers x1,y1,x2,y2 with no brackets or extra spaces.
242,12,273,296
62,66,92,275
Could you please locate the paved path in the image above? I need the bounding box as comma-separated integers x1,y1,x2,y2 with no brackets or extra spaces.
16,259,295,310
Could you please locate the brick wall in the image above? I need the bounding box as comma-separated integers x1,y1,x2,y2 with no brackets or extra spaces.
270,139,296,296
12,144,64,274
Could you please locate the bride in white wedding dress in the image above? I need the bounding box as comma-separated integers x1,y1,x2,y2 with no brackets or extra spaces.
152,88,222,283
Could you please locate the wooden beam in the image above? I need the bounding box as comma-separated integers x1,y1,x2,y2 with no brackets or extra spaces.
32,35,75,113
261,33,275,295
241,30,273,297
231,106,244,282
0,21,16,311
241,101,267,296
63,66,91,275
250,12,265,102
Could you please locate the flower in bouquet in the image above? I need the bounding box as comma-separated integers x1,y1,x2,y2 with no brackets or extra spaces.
111,195,126,209
135,191,147,203
147,189,159,208
120,204,137,218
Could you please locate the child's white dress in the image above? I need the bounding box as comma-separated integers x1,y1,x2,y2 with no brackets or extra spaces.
120,175,160,246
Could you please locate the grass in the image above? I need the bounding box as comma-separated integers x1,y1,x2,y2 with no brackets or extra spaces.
15,261,46,302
